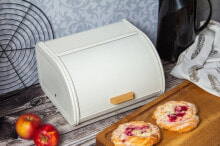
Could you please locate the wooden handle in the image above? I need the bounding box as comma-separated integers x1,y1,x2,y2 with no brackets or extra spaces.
110,92,134,105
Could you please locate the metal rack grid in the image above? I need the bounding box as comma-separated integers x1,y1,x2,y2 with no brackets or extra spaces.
0,0,54,96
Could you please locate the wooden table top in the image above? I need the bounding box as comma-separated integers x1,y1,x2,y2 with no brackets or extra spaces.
0,61,184,145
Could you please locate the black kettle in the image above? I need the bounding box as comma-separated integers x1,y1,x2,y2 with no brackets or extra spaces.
156,0,212,62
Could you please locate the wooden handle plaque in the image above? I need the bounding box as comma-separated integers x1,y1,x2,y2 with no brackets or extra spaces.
110,92,134,105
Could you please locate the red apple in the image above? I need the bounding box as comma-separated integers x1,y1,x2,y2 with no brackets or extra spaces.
15,113,42,139
34,124,59,146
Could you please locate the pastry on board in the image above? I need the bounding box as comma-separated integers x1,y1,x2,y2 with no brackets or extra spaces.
111,121,160,146
153,101,199,132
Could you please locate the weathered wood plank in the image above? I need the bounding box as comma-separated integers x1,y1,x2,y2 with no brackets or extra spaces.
0,84,45,118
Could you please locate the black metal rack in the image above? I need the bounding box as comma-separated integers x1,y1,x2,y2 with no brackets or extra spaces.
0,0,54,96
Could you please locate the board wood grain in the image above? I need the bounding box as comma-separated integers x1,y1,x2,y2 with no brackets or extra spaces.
96,81,220,146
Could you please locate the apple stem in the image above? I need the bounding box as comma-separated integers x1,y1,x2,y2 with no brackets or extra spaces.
26,116,32,121
41,134,48,143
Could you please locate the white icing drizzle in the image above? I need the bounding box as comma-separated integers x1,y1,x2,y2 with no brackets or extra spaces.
153,101,199,131
112,121,160,145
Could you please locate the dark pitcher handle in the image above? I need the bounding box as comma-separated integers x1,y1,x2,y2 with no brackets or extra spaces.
195,0,212,34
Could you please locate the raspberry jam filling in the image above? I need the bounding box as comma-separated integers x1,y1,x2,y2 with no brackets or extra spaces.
124,125,149,136
168,105,188,122
168,114,177,122
175,105,188,112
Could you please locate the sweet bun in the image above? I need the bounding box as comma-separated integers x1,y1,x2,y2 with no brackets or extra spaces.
153,101,199,132
111,121,160,146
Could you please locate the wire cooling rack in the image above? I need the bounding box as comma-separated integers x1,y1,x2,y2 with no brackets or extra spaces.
0,0,54,96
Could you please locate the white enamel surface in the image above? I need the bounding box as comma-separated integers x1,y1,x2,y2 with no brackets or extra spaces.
60,33,163,118
44,20,135,56
36,19,165,124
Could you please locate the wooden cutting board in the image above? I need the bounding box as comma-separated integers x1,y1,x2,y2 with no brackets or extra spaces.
96,81,220,146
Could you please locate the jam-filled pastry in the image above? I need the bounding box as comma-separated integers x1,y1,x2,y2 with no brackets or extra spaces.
153,101,199,132
111,121,160,146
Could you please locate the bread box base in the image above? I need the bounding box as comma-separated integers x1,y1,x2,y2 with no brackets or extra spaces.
80,91,160,123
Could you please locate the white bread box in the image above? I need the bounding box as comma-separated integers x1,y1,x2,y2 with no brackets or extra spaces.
35,19,165,125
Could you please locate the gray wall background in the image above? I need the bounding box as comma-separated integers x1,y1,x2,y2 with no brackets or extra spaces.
29,0,159,44
28,0,219,46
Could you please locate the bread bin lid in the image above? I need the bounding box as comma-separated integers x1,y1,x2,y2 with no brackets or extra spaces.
36,19,165,125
